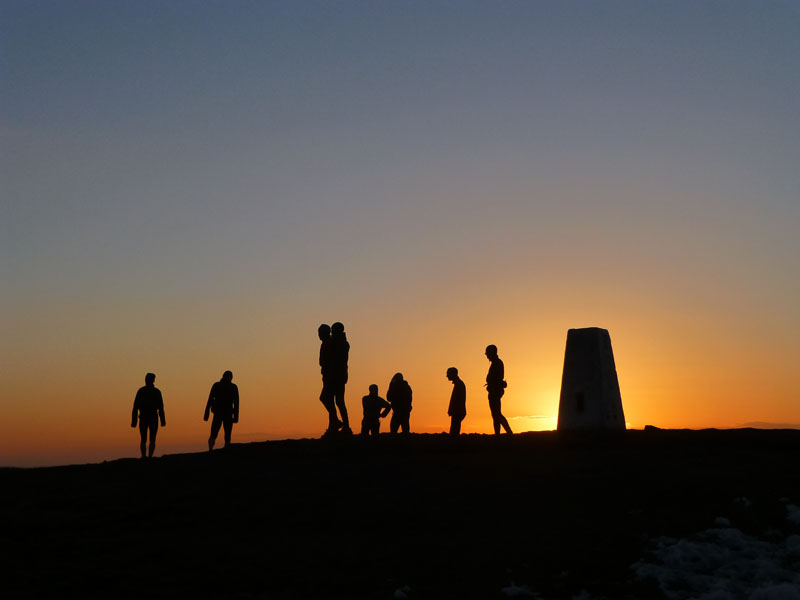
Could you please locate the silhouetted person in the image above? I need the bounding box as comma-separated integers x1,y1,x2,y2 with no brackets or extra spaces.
318,324,341,436
447,367,466,436
330,321,352,435
131,372,166,458
387,372,413,434
361,384,390,436
204,370,239,451
485,345,512,435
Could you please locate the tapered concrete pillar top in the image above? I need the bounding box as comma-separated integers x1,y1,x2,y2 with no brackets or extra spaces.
557,327,625,431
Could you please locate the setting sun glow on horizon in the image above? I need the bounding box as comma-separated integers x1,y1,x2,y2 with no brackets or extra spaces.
2,2,799,467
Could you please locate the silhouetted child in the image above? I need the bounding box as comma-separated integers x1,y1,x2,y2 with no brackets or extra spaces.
204,370,239,451
485,345,512,435
361,384,390,436
131,372,166,458
446,367,466,436
387,372,413,434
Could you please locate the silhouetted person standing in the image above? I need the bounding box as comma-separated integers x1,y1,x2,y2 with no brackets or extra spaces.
387,372,413,434
204,370,239,451
446,367,466,436
361,384,391,436
330,322,352,435
131,372,166,458
318,324,341,436
485,345,512,435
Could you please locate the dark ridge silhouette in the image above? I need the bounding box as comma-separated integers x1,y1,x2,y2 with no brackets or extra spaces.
446,366,466,436
485,344,512,435
386,372,413,434
3,430,800,599
130,372,165,458
360,384,390,436
204,370,239,451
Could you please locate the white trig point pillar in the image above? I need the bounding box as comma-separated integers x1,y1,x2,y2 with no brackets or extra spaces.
557,327,626,431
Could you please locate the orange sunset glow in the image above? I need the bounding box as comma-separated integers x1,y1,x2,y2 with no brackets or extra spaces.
3,2,799,467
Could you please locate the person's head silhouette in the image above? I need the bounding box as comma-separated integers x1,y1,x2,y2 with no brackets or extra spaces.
331,322,345,336
368,384,378,396
222,370,233,383
391,372,404,384
485,345,498,360
446,367,459,381
145,372,156,386
318,324,331,340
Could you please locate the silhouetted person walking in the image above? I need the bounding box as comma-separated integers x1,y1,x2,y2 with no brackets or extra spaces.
485,345,512,434
330,322,352,435
318,324,341,437
131,372,166,458
204,370,239,451
387,372,413,434
361,384,390,436
447,367,466,436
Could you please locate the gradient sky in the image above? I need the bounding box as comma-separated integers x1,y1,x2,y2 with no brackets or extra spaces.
2,1,799,467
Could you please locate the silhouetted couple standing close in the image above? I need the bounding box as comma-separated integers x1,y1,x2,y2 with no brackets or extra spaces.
318,322,352,436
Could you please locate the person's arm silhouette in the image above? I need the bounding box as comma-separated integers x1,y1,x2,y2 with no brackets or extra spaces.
204,386,213,422
158,389,166,427
232,384,240,424
131,390,140,428
379,397,391,419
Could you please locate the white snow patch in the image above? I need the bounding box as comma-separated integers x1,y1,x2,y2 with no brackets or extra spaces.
750,583,800,600
571,590,606,600
786,535,800,556
633,525,800,599
393,585,411,599
501,582,537,598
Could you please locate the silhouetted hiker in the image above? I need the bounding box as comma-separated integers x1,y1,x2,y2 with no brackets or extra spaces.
447,367,466,436
361,384,391,436
131,372,166,458
387,372,413,433
330,322,352,435
204,370,239,451
485,345,512,435
318,324,341,437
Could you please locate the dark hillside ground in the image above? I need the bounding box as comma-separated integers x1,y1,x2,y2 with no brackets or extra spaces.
2,429,799,599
